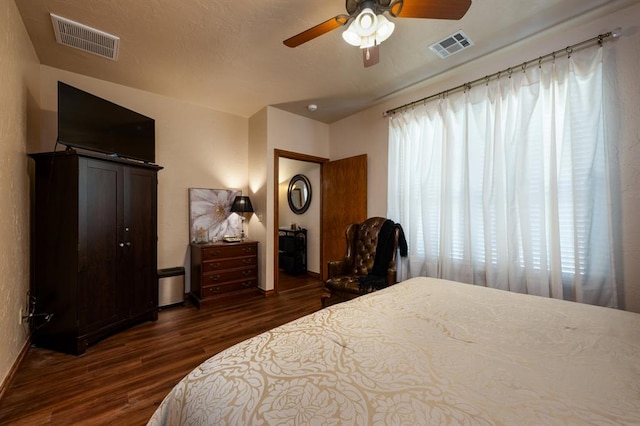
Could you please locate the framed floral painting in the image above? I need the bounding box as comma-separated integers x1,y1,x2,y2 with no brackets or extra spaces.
189,188,242,243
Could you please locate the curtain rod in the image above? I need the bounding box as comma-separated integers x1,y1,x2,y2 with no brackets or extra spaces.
383,28,622,117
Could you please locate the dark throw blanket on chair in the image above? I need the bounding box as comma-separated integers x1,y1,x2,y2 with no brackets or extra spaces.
359,220,408,293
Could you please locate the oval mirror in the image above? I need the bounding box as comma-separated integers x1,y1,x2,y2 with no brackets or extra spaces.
287,174,312,214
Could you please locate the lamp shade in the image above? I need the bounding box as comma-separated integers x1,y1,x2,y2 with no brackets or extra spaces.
231,196,254,213
374,14,395,44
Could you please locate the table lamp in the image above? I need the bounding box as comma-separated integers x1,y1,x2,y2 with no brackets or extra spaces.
230,196,254,240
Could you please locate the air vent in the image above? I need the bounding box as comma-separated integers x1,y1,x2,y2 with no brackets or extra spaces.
50,13,119,61
429,30,473,59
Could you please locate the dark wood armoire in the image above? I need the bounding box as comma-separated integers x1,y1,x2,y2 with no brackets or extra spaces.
29,150,162,355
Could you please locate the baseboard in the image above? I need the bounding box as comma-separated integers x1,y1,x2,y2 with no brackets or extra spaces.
307,271,321,280
260,287,276,298
0,337,30,401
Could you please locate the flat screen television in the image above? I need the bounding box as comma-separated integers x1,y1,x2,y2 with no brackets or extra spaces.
57,82,155,163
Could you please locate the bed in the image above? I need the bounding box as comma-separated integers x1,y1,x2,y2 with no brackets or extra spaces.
148,277,640,425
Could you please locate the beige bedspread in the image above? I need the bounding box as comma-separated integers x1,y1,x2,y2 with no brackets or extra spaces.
148,277,640,425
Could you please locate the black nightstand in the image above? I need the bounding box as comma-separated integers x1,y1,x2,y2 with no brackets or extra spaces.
278,228,307,275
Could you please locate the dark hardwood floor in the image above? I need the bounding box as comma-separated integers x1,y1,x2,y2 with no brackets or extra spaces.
0,274,324,425
278,270,322,292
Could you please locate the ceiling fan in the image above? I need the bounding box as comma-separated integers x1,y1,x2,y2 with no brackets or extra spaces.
283,0,472,67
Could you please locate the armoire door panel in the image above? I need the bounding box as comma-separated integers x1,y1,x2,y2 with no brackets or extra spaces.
124,166,158,315
79,159,123,332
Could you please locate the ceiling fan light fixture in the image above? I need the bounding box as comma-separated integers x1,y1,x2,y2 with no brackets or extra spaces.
284,0,471,68
342,20,362,46
356,9,378,35
342,8,395,49
360,35,377,49
375,14,395,44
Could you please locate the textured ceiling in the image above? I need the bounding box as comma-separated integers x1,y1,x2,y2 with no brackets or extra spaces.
15,0,628,123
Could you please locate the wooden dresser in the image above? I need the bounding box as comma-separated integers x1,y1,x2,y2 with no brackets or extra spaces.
190,240,259,307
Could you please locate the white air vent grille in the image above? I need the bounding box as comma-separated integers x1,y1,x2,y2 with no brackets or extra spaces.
50,13,119,61
429,30,473,59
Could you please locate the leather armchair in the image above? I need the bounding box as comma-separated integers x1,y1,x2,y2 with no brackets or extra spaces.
322,217,400,307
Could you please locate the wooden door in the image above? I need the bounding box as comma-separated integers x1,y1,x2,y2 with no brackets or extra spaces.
321,154,368,280
123,165,158,318
79,158,123,333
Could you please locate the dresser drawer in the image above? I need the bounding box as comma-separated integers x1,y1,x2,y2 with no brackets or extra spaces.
202,244,256,260
203,256,257,273
202,279,257,297
202,267,257,287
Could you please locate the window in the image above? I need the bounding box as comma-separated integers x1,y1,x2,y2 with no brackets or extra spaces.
388,46,618,307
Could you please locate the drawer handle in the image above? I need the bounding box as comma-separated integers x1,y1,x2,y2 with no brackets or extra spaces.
242,281,253,288
242,270,252,276
211,262,220,268
212,286,221,293
209,275,221,282
242,247,253,253
242,259,252,265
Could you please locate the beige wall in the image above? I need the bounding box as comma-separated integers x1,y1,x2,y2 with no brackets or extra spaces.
253,107,330,291
329,107,389,218
247,107,269,290
330,2,640,313
0,0,40,389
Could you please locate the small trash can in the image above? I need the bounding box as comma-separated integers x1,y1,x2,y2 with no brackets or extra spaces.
158,267,185,308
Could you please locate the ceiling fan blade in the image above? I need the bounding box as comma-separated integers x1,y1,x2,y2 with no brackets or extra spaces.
392,0,472,20
283,15,350,48
363,45,380,67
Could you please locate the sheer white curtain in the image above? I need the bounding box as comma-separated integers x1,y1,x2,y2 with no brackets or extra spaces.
388,46,618,307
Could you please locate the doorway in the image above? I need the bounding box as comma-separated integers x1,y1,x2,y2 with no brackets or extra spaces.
274,150,327,294
273,150,369,294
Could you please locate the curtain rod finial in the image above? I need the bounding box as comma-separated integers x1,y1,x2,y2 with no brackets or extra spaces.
611,27,623,38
